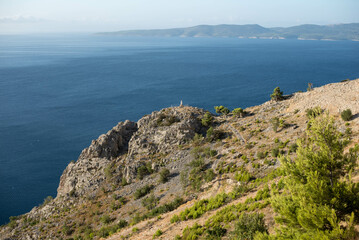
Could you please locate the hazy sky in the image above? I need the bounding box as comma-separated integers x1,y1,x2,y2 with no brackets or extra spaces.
0,0,358,33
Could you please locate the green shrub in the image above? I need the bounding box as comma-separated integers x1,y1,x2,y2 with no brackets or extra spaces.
254,185,270,201
171,214,180,223
235,170,253,183
205,224,227,239
305,106,323,118
153,229,163,238
204,169,215,182
104,162,115,179
201,112,213,126
214,106,230,115
192,133,204,146
271,147,280,157
231,213,268,240
156,113,180,126
41,195,53,206
341,109,352,121
146,197,183,219
137,163,153,180
159,168,170,183
270,87,284,101
100,215,112,225
288,143,298,153
233,108,245,117
142,194,158,210
256,151,266,159
134,184,153,199
182,223,204,240
206,127,224,142
270,117,280,132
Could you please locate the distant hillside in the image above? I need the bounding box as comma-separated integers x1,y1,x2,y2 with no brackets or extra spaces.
98,23,359,40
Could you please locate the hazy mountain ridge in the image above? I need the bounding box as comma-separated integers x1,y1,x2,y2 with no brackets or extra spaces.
98,23,359,40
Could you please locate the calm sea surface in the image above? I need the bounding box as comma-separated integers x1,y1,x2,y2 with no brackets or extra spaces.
0,34,358,224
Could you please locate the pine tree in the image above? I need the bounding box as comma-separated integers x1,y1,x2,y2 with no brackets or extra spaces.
259,113,359,239
270,87,284,101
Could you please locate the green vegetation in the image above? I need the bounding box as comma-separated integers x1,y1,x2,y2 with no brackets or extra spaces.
41,195,53,206
235,169,253,183
137,163,153,180
177,193,229,221
270,87,283,101
270,117,280,132
305,106,323,118
206,127,224,142
100,215,112,225
181,147,218,191
214,106,230,115
201,111,213,126
153,229,163,238
232,108,245,117
133,184,154,200
159,168,170,183
261,114,359,239
271,147,280,157
231,213,268,240
341,108,353,121
141,194,159,210
156,113,180,126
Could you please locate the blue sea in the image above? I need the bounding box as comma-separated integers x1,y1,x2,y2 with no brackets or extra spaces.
0,34,358,224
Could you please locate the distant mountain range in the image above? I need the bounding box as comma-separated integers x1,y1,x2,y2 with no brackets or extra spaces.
98,23,359,41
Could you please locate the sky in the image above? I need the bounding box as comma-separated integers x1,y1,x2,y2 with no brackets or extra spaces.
0,0,358,34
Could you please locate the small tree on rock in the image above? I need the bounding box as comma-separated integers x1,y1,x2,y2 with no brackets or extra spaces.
232,108,245,117
214,106,230,115
201,111,213,126
270,87,284,101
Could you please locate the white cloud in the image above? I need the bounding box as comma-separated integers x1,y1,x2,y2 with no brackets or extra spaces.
0,15,49,23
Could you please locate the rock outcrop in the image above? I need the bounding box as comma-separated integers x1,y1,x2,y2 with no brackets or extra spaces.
57,120,137,197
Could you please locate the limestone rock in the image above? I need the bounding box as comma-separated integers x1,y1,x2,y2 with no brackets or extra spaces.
57,120,137,197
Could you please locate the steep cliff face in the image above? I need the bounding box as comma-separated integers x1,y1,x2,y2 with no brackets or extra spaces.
57,120,138,197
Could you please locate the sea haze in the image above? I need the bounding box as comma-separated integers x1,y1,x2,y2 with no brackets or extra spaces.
0,34,359,224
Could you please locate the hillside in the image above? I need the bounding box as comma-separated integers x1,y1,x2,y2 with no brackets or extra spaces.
98,23,359,41
1,79,359,240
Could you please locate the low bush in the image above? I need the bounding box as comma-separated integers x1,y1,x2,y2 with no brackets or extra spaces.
206,127,225,142
153,229,163,238
305,106,323,118
270,117,280,132
142,194,158,210
231,213,268,240
233,108,245,117
156,113,180,126
137,163,153,180
201,112,213,126
134,184,153,200
235,170,253,183
159,168,170,183
341,109,352,121
214,106,230,115
271,147,280,157
100,215,112,225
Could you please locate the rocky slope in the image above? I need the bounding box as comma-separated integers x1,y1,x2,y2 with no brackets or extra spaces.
1,79,359,240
